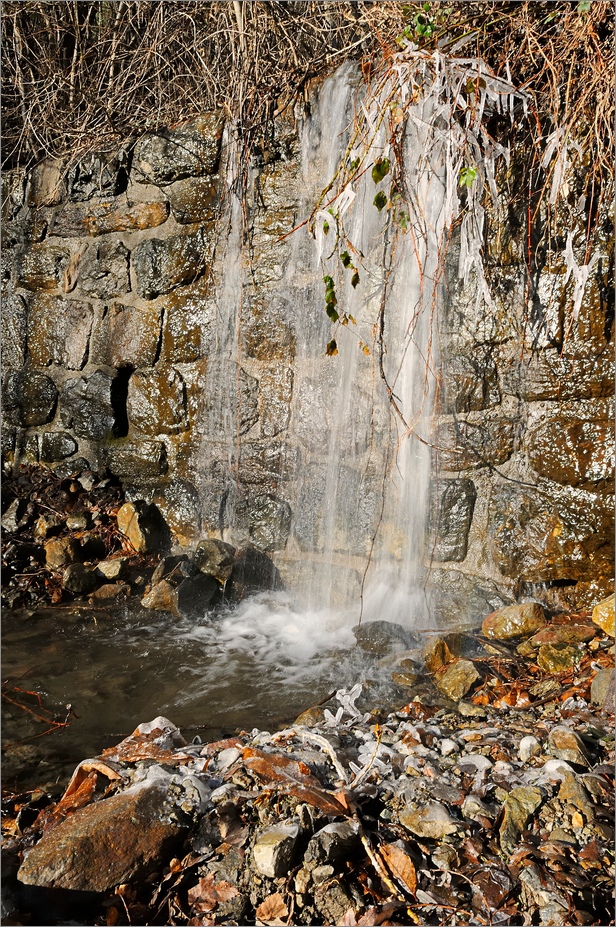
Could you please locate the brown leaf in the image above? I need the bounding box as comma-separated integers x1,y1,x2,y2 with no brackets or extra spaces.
187,874,239,914
243,747,349,816
255,892,289,925
358,902,404,925
378,844,417,895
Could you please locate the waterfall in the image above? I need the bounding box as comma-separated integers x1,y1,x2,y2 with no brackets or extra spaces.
197,62,447,633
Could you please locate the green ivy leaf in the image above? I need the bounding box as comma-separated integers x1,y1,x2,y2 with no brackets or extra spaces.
371,158,390,184
459,166,478,188
326,304,339,323
323,220,329,235
351,271,360,288
340,251,352,268
373,191,388,212
326,339,338,356
577,0,591,11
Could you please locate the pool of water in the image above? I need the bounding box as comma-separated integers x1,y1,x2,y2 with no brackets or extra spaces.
2,591,387,793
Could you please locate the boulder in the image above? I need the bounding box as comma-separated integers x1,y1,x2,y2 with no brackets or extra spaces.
590,668,615,711
423,637,455,673
142,575,219,619
45,537,81,571
547,726,591,767
592,594,615,637
434,658,481,701
304,822,360,867
89,583,131,603
62,563,99,596
3,369,58,427
17,784,185,892
482,603,547,640
194,539,236,584
117,501,170,554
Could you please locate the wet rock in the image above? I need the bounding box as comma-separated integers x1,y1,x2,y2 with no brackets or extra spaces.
519,736,542,762
150,554,193,585
353,621,415,655
17,784,185,892
245,493,292,551
159,281,215,363
45,537,81,571
117,501,170,554
3,369,58,427
79,241,130,299
17,243,71,290
592,594,615,637
40,432,78,462
482,602,547,640
499,341,614,402
441,348,500,413
66,512,90,531
1,291,27,368
304,821,360,867
434,658,480,701
430,479,476,561
229,547,284,597
53,456,92,479
434,418,515,471
400,801,460,839
253,822,300,878
103,441,168,483
141,579,177,613
89,583,131,603
132,228,207,300
194,539,236,584
92,302,162,369
259,365,294,439
529,623,597,647
1,499,28,532
165,175,219,224
62,563,99,595
57,199,169,236
590,668,615,711
142,575,219,618
536,643,582,673
528,419,614,486
67,151,126,201
499,786,543,855
547,726,591,767
127,368,187,435
558,771,595,820
59,370,116,440
423,637,455,673
33,514,62,540
151,479,202,543
133,114,224,184
27,295,93,369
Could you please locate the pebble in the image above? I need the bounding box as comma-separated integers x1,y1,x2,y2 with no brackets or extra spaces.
519,734,542,761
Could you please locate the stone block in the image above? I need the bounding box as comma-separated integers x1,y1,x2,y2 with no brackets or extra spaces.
133,228,207,300
59,370,116,439
3,369,58,427
165,175,219,224
103,440,168,483
242,298,296,361
132,113,224,184
66,151,126,201
527,419,614,486
2,168,26,219
17,243,71,290
27,295,93,369
160,287,206,363
431,479,476,562
0,290,27,368
440,349,501,413
259,366,293,438
127,368,187,434
79,241,130,299
92,302,162,368
488,481,614,585
434,418,515,471
52,199,169,237
151,478,202,542
498,343,614,401
26,159,66,207
40,432,78,462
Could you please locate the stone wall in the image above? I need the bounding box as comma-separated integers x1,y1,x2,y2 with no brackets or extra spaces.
2,89,614,611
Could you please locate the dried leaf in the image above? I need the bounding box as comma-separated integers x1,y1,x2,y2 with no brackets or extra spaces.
378,843,417,895
256,892,289,925
357,903,404,926
242,747,349,816
187,874,239,914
